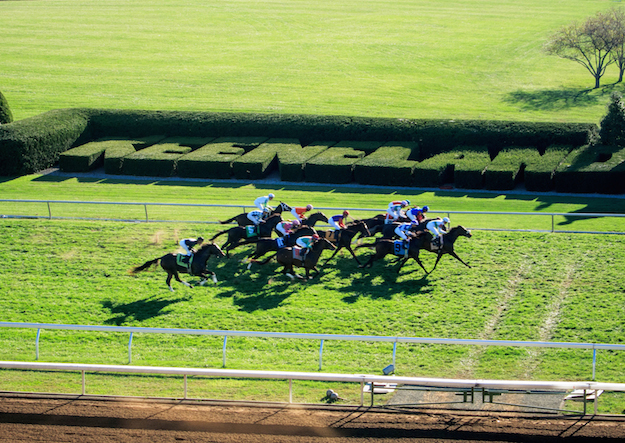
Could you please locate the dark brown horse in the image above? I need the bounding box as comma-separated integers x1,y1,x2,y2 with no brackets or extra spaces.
210,214,282,257
251,238,336,280
358,225,472,274
219,202,307,226
316,220,371,266
131,243,225,291
242,225,318,268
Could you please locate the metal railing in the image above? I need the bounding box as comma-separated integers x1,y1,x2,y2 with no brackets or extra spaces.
1,360,623,414
2,322,624,381
1,198,625,234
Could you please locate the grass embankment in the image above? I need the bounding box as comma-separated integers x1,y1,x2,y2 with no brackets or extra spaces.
0,174,624,411
0,0,618,122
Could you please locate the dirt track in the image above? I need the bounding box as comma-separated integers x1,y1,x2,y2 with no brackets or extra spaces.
1,396,624,442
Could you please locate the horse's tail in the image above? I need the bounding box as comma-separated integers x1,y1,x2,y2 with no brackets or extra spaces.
355,241,377,250
130,257,161,274
210,229,229,241
250,253,277,265
219,215,238,224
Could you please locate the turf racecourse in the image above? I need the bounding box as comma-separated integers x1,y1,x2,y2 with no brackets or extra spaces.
0,173,624,412
0,0,621,123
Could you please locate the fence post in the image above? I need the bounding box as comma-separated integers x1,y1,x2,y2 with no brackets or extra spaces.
319,340,324,371
36,328,41,360
47,202,52,220
222,336,228,368
144,204,149,223
81,370,86,395
289,379,293,403
184,374,188,399
392,342,397,369
592,347,597,381
552,214,555,233
128,332,133,364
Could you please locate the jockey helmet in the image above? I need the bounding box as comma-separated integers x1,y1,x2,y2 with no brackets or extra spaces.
401,200,408,206
313,234,320,240
292,219,300,226
405,199,411,205
268,193,275,199
343,210,349,217
443,217,450,223
423,205,429,212
306,204,313,211
197,236,204,242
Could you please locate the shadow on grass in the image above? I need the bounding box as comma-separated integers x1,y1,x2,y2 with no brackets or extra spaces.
102,294,190,325
502,87,601,111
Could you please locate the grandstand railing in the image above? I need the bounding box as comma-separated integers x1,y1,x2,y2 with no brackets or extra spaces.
2,322,624,381
1,198,625,234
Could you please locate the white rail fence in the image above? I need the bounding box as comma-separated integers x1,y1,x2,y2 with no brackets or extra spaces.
1,198,625,234
2,361,624,415
2,322,624,381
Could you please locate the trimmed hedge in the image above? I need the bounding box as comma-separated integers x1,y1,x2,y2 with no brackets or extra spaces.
0,90,13,124
59,138,113,172
177,136,266,179
232,138,299,180
412,145,491,188
0,109,91,176
451,146,492,189
305,141,379,183
554,144,625,194
354,142,418,186
120,136,209,177
524,145,572,192
277,141,333,182
484,146,541,190
103,135,167,174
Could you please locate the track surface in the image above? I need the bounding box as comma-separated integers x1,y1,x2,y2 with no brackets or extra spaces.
1,397,624,442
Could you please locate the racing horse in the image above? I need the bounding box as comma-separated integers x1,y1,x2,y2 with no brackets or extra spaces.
219,202,303,226
251,237,336,280
360,214,410,236
131,243,225,291
316,220,371,266
357,225,472,274
242,225,318,267
210,214,282,257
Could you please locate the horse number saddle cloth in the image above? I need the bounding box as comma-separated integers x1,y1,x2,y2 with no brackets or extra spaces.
323,230,341,242
393,241,408,256
276,236,286,248
292,247,306,261
176,254,194,271
245,225,258,238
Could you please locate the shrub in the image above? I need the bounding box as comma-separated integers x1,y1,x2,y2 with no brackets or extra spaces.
232,138,299,180
120,137,205,177
412,145,490,188
304,141,380,183
277,141,333,182
59,138,113,172
482,146,541,190
103,135,167,174
524,145,572,192
0,109,91,176
353,141,418,186
177,136,266,179
599,91,625,147
554,144,625,194
0,90,13,125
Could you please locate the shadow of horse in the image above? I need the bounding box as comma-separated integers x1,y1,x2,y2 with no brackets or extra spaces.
102,295,190,325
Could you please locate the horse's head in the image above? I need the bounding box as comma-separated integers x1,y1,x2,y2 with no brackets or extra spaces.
313,212,328,223
451,225,472,238
316,238,337,250
198,242,226,259
355,220,371,237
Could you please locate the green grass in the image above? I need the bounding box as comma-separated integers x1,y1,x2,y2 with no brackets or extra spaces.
0,174,624,411
0,0,620,123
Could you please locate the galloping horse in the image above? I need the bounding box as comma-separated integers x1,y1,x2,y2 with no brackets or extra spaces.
131,243,225,291
361,214,410,236
316,220,371,266
252,238,336,280
243,225,318,266
380,218,433,239
210,214,282,257
299,212,328,228
218,202,295,226
358,225,472,274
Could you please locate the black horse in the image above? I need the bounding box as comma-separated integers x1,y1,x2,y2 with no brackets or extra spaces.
242,225,318,267
358,225,472,274
299,212,329,228
131,243,225,291
210,214,283,257
251,238,337,280
316,220,371,266
380,218,432,239
219,202,298,226
361,214,410,236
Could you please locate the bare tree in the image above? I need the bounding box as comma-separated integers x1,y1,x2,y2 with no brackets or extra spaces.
544,10,619,89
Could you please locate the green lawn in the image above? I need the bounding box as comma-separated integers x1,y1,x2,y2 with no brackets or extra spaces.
0,174,624,411
0,0,619,123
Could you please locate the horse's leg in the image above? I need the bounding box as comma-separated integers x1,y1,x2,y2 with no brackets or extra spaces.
344,244,362,265
320,246,341,267
166,273,175,292
448,251,471,268
429,252,444,274
173,271,192,289
395,257,409,273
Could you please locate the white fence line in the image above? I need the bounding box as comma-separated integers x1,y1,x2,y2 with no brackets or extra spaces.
1,360,624,414
1,199,624,234
2,322,624,380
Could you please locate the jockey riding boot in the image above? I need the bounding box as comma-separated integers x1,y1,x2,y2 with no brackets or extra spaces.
403,240,409,257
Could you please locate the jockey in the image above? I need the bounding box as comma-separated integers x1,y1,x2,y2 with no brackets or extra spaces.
254,193,275,218
329,210,350,230
294,204,314,220
386,199,410,224
295,234,320,260
179,236,204,256
247,209,265,226
426,217,450,248
394,223,416,253
407,205,429,223
276,219,300,236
